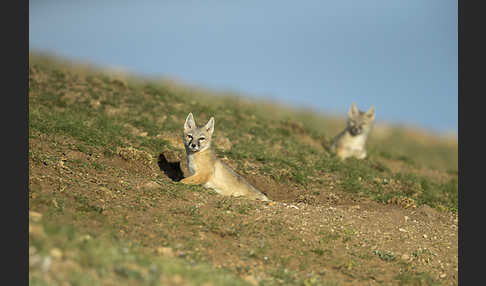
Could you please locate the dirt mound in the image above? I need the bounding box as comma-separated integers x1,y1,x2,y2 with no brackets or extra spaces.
28,55,458,285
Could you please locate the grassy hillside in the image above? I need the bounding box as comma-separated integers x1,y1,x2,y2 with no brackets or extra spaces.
29,52,458,285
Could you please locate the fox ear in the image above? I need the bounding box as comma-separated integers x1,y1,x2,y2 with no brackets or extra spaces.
348,103,359,118
366,105,375,120
184,113,196,131
204,117,215,134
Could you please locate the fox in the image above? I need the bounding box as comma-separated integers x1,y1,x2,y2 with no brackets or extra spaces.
180,112,269,201
330,103,375,160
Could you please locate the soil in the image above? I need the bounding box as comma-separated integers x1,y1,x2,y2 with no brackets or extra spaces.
29,132,458,285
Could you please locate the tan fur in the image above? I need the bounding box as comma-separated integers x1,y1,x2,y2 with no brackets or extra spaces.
330,103,375,160
181,113,269,201
331,130,368,160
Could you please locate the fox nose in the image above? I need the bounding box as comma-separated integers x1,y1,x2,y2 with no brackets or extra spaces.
351,127,360,135
191,143,196,148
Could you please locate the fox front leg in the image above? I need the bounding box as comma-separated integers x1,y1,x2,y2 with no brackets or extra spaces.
180,173,210,185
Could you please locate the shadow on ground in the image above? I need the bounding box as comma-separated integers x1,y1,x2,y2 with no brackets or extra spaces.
158,151,184,182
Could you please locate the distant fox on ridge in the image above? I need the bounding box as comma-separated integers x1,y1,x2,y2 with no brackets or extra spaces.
330,103,375,160
180,113,269,201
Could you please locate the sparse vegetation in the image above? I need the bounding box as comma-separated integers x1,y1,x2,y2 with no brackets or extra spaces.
29,212,252,286
29,52,458,285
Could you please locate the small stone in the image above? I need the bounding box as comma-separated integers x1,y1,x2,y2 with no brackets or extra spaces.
29,254,42,268
29,224,45,238
141,181,160,191
50,248,63,259
401,254,410,261
29,246,37,256
398,228,407,232
440,273,447,278
29,211,43,222
157,247,174,257
243,275,258,285
423,234,428,239
40,256,52,273
90,99,101,108
98,187,114,199
172,274,183,285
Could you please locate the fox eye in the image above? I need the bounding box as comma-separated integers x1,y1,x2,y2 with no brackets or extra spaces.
198,137,205,141
186,134,193,140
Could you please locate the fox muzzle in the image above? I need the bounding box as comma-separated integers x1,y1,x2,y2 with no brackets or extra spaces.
350,127,361,136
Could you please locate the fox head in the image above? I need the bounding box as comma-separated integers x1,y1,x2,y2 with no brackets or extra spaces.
183,113,215,153
346,103,375,136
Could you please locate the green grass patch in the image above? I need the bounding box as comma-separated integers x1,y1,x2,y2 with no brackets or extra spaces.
29,219,252,286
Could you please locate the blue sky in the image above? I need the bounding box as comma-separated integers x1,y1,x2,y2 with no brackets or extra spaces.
29,0,457,134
